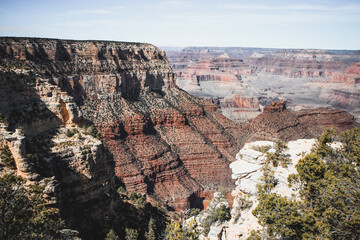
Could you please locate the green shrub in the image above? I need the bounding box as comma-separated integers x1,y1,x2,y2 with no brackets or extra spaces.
247,230,262,240
252,128,360,239
65,128,78,137
0,174,64,239
18,125,25,135
164,220,199,240
251,145,271,153
265,140,291,168
0,145,16,168
125,228,138,240
188,208,201,217
200,204,231,235
87,125,101,139
105,229,119,240
0,113,9,125
233,193,252,222
117,186,127,194
145,218,156,240
258,165,278,194
129,191,143,201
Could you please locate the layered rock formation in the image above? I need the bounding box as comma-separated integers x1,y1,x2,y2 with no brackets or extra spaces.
167,47,360,123
315,62,360,121
0,69,114,238
0,37,242,213
241,100,356,142
1,38,359,238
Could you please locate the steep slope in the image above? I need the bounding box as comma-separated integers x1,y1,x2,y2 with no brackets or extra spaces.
0,37,242,212
0,70,114,239
241,100,356,142
0,38,358,238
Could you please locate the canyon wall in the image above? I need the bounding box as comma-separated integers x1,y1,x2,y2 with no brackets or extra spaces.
0,38,358,238
0,38,243,213
167,47,360,123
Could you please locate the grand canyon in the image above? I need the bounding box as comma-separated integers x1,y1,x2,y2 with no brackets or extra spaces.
0,38,359,239
166,47,360,123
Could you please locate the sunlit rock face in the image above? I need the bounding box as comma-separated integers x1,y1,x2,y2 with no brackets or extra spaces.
0,37,243,212
201,139,316,240
166,47,360,123
1,38,358,238
226,139,316,239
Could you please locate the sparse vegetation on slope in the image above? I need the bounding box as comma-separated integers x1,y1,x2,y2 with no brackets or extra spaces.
0,174,64,239
252,128,360,240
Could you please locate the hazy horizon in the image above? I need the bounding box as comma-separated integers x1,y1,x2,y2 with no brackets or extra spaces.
1,0,360,50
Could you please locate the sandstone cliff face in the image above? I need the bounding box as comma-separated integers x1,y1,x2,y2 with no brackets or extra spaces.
1,38,358,238
316,62,360,121
0,68,114,238
0,37,243,212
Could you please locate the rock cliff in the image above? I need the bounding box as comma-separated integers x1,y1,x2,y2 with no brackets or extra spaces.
225,139,316,239
241,100,356,142
0,37,243,213
1,38,358,238
0,68,114,238
168,47,360,123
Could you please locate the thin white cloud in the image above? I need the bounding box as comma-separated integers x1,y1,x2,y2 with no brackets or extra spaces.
113,6,125,10
221,4,360,12
65,9,112,15
159,9,360,29
155,0,191,10
53,19,132,28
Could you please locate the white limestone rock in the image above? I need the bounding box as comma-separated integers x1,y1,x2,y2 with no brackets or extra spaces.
208,139,317,239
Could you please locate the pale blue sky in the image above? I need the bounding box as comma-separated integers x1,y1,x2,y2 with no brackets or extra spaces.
0,0,359,49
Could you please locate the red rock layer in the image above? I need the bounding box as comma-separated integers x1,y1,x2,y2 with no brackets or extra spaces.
242,101,358,142
94,89,240,210
221,94,260,109
178,57,252,84
330,62,360,85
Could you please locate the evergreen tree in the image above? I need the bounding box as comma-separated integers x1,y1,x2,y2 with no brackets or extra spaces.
105,229,119,240
0,174,64,239
145,218,156,240
252,128,360,240
125,228,139,240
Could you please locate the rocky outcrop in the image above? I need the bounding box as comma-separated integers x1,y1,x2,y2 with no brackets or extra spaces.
191,139,317,239
241,100,357,142
224,139,316,239
314,62,360,121
177,57,252,83
329,62,360,85
218,94,262,123
0,68,114,238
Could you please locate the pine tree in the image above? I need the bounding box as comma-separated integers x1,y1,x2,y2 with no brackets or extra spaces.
105,229,119,240
145,218,156,240
125,228,138,240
